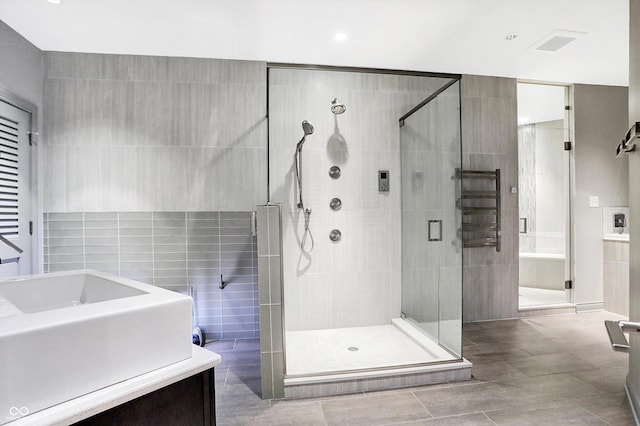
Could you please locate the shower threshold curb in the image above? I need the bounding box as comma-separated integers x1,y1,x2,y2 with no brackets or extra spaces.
283,359,472,398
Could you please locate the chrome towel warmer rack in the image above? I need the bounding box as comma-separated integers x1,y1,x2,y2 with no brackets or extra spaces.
457,169,501,252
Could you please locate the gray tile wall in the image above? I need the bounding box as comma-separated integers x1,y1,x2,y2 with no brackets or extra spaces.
256,204,285,399
461,75,520,322
42,52,267,212
43,211,258,340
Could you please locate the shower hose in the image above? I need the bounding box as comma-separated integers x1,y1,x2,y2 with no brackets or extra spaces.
295,148,314,253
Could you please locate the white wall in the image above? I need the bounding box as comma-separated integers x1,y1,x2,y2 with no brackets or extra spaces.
0,21,42,110
626,0,640,418
572,84,629,307
0,20,43,274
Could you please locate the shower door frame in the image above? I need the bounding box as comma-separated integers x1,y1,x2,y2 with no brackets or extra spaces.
398,77,464,361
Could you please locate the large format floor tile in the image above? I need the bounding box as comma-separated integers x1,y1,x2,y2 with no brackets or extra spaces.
413,382,517,417
320,392,430,425
208,312,636,425
386,412,495,425
485,401,609,425
576,394,636,425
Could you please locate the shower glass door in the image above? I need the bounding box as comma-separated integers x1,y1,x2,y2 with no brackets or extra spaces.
517,83,571,308
399,79,463,359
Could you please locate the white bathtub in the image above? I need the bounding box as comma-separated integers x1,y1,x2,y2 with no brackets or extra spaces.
0,270,192,424
519,252,565,290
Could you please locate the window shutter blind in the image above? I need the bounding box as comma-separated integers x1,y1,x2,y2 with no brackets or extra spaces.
0,115,19,237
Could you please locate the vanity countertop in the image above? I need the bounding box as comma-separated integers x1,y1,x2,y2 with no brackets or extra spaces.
9,346,221,426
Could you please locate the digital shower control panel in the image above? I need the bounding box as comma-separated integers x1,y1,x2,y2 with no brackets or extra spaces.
379,170,389,192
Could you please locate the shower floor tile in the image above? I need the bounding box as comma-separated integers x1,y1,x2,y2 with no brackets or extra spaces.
285,321,455,376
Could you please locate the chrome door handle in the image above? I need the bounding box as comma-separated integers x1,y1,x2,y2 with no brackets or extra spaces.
519,217,527,234
428,220,442,242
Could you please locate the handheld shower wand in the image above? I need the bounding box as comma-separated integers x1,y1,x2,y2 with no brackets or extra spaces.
295,120,314,209
295,120,315,252
296,120,314,150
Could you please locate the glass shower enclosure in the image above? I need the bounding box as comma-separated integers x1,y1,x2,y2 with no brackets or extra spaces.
266,65,465,390
399,78,463,359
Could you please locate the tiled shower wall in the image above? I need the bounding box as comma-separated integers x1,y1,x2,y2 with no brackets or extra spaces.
269,68,456,332
43,211,258,340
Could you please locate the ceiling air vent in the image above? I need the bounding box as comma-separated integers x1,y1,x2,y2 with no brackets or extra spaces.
530,30,587,52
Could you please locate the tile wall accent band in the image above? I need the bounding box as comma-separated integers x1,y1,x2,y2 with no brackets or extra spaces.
257,204,285,399
43,211,258,341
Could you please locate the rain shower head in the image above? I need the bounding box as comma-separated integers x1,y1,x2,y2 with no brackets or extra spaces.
331,98,346,115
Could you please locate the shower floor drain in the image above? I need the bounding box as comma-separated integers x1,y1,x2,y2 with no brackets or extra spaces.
348,347,359,352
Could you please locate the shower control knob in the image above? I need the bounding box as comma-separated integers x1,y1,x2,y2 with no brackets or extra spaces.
330,197,342,210
329,166,342,179
329,229,342,242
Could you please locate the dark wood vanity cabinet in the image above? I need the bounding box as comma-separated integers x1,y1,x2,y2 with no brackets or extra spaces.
76,368,216,426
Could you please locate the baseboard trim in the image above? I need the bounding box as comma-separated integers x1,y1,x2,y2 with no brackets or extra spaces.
518,305,576,317
575,302,605,312
626,375,640,426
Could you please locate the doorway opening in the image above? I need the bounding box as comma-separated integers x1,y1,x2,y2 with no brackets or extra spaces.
517,83,573,309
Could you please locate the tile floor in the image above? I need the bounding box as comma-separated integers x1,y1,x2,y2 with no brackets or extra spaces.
206,311,635,425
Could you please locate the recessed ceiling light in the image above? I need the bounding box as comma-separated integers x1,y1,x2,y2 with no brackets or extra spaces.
47,0,62,4
334,33,348,43
505,33,520,41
